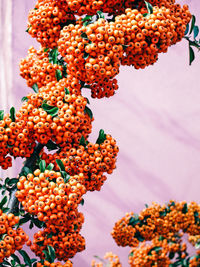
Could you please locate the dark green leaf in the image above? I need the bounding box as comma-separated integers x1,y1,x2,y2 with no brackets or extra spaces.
83,52,89,59
0,196,7,209
148,246,162,256
7,178,18,186
84,106,93,119
194,25,199,39
20,166,32,176
82,15,93,22
46,140,59,151
158,236,164,241
64,87,70,95
21,96,28,102
96,129,107,144
195,241,200,249
135,231,144,242
19,250,32,267
169,251,175,259
97,11,105,19
144,1,153,15
11,254,21,264
56,159,65,172
42,103,59,117
2,207,9,213
0,110,4,120
86,98,90,104
47,245,56,263
29,221,34,229
74,224,78,231
44,48,49,52
31,259,37,264
79,135,87,147
36,240,44,246
39,160,46,172
47,233,53,239
184,23,189,36
46,163,54,171
80,199,84,206
61,171,70,183
9,107,16,122
42,250,51,263
26,25,31,33
189,15,196,35
32,83,39,93
129,252,134,257
49,48,59,64
182,203,188,214
128,214,140,226
189,46,195,65
194,211,200,224
1,260,11,266
19,217,30,226
55,69,62,81
81,33,88,40
32,217,44,228
145,204,148,208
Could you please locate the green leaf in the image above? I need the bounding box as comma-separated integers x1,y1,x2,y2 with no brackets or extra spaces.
145,204,148,208
84,106,93,119
42,102,59,117
39,160,46,172
128,214,140,226
97,11,105,19
144,1,153,16
189,15,196,35
0,110,4,120
74,224,78,231
189,46,195,65
129,252,134,257
2,207,9,213
194,211,200,224
26,25,31,33
42,250,51,263
32,216,45,228
49,48,59,64
182,203,188,214
79,135,87,147
19,250,32,267
80,198,84,206
47,233,53,239
9,107,16,122
21,96,28,102
55,69,63,81
18,216,30,226
47,245,56,263
61,171,70,183
169,251,175,259
11,254,21,265
82,15,93,22
83,52,89,59
36,240,44,246
64,87,70,95
184,23,189,36
46,163,54,171
158,236,164,241
81,33,88,40
194,25,199,39
56,159,65,172
46,140,59,151
0,196,7,209
44,48,49,52
20,166,32,176
7,178,18,186
96,129,107,145
135,231,144,242
1,260,11,266
32,83,39,93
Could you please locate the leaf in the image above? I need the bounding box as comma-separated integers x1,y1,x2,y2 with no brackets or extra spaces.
20,166,32,176
39,160,46,172
182,203,188,214
42,250,51,263
81,33,88,40
61,171,70,183
189,15,196,35
44,48,49,52
82,15,93,22
194,211,200,224
2,207,9,213
32,217,45,228
56,159,65,172
55,69,63,81
49,48,59,64
18,216,30,226
189,46,195,65
80,199,84,206
145,204,148,208
42,102,59,117
96,129,107,145
79,135,87,147
46,140,59,151
11,254,21,265
64,87,70,95
7,178,18,186
0,196,7,209
84,106,93,119
83,52,89,59
74,224,78,231
47,245,56,263
128,214,140,226
32,83,39,93
36,240,44,246
194,25,199,39
9,107,16,122
195,241,200,249
169,251,175,259
26,25,31,33
47,233,53,239
1,260,11,266
97,11,105,19
129,252,134,257
19,250,32,267
184,23,189,36
144,1,153,15
21,96,28,102
46,163,54,171
0,110,4,121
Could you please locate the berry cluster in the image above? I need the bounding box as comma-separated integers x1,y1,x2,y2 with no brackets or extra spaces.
37,260,72,267
0,210,29,263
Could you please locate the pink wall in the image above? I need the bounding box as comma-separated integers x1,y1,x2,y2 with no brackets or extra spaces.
4,0,200,265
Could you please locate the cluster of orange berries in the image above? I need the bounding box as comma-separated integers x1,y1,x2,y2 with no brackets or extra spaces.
19,47,64,88
91,252,122,267
0,112,35,169
0,210,29,263
41,133,118,191
17,78,93,146
37,259,72,267
27,0,75,48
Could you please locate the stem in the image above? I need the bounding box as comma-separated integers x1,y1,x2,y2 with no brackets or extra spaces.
7,143,44,214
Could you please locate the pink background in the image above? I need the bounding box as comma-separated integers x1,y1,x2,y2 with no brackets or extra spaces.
1,0,200,265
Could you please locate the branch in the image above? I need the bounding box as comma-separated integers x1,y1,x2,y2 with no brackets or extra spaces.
7,143,44,214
